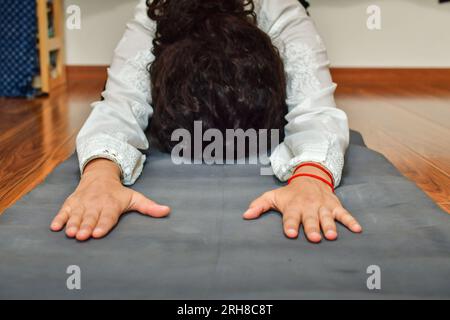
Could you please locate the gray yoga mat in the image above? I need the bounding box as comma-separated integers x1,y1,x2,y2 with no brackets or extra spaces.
1,131,449,299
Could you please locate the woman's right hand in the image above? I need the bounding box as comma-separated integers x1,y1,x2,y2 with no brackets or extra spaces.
50,159,171,241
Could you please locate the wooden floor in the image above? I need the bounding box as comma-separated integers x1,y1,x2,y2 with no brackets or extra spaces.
0,68,449,214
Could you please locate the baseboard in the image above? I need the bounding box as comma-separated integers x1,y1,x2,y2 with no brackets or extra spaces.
66,65,108,81
331,68,450,87
66,66,450,87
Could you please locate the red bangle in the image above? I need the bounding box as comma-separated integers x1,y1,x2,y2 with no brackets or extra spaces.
292,162,334,185
288,173,335,193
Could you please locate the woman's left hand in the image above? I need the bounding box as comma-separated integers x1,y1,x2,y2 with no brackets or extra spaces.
243,166,362,243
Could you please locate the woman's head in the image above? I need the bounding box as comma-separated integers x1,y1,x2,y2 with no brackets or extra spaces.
147,0,287,153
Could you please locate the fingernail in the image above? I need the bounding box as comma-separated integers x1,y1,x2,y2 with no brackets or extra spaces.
286,229,297,238
66,228,77,237
93,228,102,234
309,232,322,242
326,230,337,239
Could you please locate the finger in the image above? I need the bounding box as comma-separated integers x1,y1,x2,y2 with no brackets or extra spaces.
76,211,100,241
319,206,337,241
282,209,301,239
92,210,120,239
65,208,83,238
51,206,71,231
334,207,362,233
129,191,171,218
302,210,322,243
243,192,275,220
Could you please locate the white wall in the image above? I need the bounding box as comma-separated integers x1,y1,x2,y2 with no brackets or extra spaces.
64,0,450,67
65,0,137,66
310,0,450,67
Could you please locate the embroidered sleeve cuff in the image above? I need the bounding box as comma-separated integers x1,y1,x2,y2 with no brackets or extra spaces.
270,141,345,187
76,133,146,186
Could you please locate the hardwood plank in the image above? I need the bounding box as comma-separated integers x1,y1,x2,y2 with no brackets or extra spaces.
336,87,450,211
358,85,450,130
336,87,450,177
367,129,448,206
0,74,105,213
439,203,450,213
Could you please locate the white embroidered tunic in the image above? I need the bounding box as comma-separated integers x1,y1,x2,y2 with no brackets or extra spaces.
76,0,350,186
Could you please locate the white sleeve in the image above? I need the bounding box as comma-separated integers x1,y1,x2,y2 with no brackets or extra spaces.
76,0,156,185
256,0,349,186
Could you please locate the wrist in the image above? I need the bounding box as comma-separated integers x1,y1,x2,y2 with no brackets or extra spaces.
82,158,122,183
289,174,328,187
288,163,335,192
293,164,333,185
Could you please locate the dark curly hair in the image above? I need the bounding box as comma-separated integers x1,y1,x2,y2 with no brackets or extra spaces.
146,0,287,155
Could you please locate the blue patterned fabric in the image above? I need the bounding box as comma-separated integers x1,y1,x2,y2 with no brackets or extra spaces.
0,0,38,97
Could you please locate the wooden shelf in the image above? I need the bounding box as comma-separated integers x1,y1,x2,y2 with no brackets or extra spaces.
36,0,66,94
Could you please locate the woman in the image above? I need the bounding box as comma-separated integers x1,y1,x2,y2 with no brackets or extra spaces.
50,0,362,242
